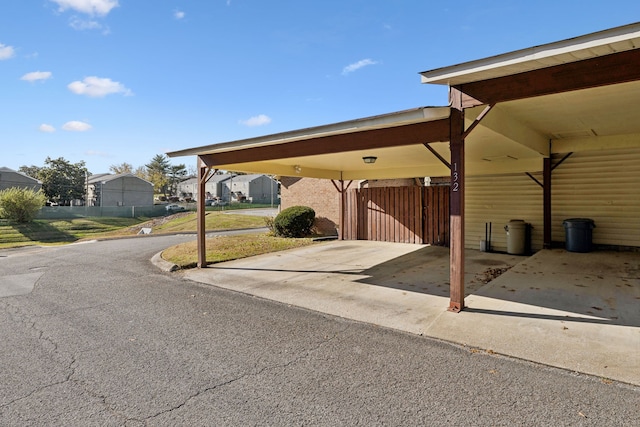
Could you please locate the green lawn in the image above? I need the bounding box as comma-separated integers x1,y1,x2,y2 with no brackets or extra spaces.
0,217,146,247
161,232,316,269
0,210,312,270
0,212,269,248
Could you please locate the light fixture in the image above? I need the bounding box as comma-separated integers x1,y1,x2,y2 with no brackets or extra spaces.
294,165,302,174
362,156,377,164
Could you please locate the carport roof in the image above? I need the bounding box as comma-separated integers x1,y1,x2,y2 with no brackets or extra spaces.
167,22,640,180
420,22,640,86
167,107,453,180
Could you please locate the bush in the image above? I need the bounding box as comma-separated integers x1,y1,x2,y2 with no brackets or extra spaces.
264,216,276,235
273,206,315,238
0,187,47,223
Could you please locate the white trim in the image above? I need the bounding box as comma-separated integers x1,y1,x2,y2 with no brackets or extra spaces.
421,22,640,85
167,107,450,158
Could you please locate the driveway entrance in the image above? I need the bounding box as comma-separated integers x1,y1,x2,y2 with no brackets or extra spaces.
181,241,640,386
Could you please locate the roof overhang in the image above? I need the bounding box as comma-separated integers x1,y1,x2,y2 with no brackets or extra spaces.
168,22,640,180
168,107,456,180
420,22,640,86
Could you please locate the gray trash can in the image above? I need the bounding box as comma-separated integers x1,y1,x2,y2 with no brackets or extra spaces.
505,219,526,255
563,218,595,253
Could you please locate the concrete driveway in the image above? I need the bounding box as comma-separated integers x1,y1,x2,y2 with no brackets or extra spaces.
181,241,640,386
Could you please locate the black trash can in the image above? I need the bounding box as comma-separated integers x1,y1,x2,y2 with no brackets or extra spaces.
563,218,595,253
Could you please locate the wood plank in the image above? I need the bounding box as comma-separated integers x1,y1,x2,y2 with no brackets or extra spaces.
200,119,451,167
456,49,640,105
543,157,552,249
196,158,207,268
449,106,465,312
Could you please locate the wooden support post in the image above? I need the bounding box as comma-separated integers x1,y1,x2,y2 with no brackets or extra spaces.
449,106,465,312
331,179,353,241
543,157,552,249
197,157,207,268
339,180,345,240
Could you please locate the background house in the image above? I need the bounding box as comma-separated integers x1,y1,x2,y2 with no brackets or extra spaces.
178,173,278,204
227,174,279,204
177,174,234,201
87,173,154,207
0,167,42,192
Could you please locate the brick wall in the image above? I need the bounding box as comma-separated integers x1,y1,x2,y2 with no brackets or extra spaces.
280,177,340,236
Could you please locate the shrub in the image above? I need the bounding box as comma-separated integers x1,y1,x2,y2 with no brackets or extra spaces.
264,216,276,235
273,206,315,238
0,187,47,223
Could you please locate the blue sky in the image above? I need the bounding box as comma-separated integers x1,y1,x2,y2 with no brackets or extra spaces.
2,1,639,174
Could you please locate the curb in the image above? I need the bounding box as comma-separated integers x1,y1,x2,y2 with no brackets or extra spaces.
151,251,179,272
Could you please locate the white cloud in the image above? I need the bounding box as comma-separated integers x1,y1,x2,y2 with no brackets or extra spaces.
85,150,109,157
0,43,15,60
174,10,185,20
50,0,119,16
69,17,104,31
68,76,132,97
342,59,378,75
21,71,53,82
39,124,56,133
62,121,92,131
239,114,272,127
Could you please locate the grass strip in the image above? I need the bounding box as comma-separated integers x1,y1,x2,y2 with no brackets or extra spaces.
161,232,315,269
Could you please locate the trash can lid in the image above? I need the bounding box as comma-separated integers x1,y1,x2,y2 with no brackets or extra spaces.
563,218,595,227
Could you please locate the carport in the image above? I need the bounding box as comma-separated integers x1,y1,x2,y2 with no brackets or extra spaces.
168,22,640,312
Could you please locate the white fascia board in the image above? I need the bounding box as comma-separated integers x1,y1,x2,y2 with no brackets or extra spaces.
420,22,640,86
167,107,450,158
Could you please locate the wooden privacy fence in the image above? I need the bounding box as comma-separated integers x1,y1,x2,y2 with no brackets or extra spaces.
343,186,449,246
422,185,450,246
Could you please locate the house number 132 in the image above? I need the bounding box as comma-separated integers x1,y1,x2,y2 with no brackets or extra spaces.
452,162,459,192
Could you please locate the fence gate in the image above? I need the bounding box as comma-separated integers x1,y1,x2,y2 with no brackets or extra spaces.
422,185,449,246
343,186,449,245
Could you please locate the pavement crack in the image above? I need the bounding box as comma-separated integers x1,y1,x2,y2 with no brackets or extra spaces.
143,323,351,423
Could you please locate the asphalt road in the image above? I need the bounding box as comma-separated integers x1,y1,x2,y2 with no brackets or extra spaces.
0,235,638,426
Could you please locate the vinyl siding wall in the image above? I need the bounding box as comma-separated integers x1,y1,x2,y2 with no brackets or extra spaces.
551,147,640,248
465,173,543,252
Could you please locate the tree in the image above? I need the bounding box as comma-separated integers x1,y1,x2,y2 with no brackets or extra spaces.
0,187,46,223
109,162,133,174
145,154,171,197
37,157,89,205
18,165,42,179
168,164,187,196
133,165,148,180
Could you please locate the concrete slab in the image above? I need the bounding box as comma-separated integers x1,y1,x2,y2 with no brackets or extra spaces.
180,241,640,386
0,272,43,298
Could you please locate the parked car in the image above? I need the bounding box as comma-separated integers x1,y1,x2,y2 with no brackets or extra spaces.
165,204,186,213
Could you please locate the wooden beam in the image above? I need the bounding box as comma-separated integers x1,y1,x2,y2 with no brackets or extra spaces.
331,179,353,241
471,105,549,156
462,103,495,139
199,119,450,167
339,180,345,240
423,143,451,169
197,157,207,268
448,102,465,312
456,49,640,105
543,157,552,249
525,172,543,188
552,152,573,171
